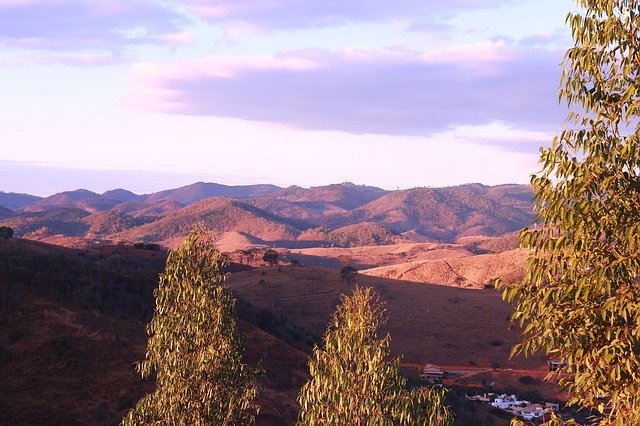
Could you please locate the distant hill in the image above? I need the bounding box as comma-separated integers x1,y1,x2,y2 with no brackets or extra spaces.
102,188,142,202
326,222,399,247
328,185,533,242
0,191,42,210
0,181,534,248
3,207,91,237
38,189,99,205
145,181,281,205
273,182,387,210
0,205,13,219
109,198,301,245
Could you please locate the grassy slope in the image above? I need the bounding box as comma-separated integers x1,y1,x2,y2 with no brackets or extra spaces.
0,236,549,425
227,266,542,369
0,238,309,425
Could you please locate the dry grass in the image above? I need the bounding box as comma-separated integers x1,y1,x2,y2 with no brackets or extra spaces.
360,249,527,289
227,265,543,369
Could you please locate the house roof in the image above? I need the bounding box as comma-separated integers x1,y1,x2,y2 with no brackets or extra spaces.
422,363,444,374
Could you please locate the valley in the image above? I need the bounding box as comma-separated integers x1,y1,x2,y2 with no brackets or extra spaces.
0,181,556,425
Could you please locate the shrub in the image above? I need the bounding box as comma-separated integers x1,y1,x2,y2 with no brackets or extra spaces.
0,226,14,239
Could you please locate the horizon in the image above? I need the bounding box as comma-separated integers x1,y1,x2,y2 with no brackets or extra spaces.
0,165,530,198
1,1,572,195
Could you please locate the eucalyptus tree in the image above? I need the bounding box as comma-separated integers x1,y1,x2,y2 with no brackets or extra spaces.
297,287,451,425
123,231,260,425
501,0,640,423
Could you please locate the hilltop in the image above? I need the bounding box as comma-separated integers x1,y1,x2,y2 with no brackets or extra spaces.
0,181,533,249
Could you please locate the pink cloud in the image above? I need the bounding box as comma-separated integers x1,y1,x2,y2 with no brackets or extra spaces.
0,0,188,53
155,31,194,45
181,0,517,30
124,44,566,139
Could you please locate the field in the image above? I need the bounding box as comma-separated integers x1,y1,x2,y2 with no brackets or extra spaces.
227,265,542,369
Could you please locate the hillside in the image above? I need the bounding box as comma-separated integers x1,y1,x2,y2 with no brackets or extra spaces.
0,226,548,425
329,186,533,242
360,249,527,289
2,207,91,238
145,181,281,205
271,182,387,210
0,182,533,249
0,191,42,210
28,189,100,210
0,205,13,219
0,238,312,425
109,198,301,246
101,189,142,202
226,265,537,369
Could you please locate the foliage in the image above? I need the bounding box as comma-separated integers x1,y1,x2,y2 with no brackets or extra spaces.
0,226,14,239
327,223,395,247
235,295,321,350
262,249,279,266
500,0,640,424
123,231,261,425
133,242,161,251
0,239,162,318
339,265,358,285
297,286,451,425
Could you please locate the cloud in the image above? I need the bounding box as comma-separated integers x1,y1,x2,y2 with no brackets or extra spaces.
182,0,517,30
0,0,188,52
433,122,554,153
125,43,566,138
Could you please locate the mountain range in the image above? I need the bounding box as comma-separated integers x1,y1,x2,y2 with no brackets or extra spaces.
0,181,534,248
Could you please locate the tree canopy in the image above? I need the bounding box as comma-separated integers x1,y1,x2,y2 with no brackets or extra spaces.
501,0,640,424
123,231,261,425
297,286,451,425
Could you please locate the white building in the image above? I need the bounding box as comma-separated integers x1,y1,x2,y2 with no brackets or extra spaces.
491,394,529,410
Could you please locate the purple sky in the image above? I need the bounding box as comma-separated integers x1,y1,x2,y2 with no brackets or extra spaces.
0,0,574,195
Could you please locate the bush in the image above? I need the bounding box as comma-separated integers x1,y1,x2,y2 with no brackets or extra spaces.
133,242,161,251
340,265,357,285
0,226,14,239
518,375,538,385
262,249,279,266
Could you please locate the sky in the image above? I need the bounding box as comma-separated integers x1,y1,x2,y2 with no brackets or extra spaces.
0,0,575,196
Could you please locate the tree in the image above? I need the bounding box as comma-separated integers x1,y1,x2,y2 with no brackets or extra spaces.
500,1,640,424
0,226,13,239
297,287,451,425
262,249,279,266
123,231,261,425
340,265,358,285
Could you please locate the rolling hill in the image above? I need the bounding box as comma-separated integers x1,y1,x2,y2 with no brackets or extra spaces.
360,248,527,289
270,182,388,210
0,238,312,425
108,198,302,245
145,181,281,205
0,205,13,220
0,191,42,210
0,181,534,249
326,185,533,242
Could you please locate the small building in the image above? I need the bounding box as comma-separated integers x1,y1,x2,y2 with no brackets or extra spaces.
466,393,495,403
545,402,560,412
491,394,529,410
521,404,546,420
420,364,445,383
